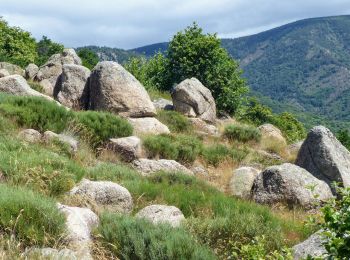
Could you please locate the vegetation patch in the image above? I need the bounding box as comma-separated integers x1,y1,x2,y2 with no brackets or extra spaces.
201,144,248,167
224,124,261,143
0,184,65,246
156,110,193,133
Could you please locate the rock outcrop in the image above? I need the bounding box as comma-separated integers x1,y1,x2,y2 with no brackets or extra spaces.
229,167,260,199
58,204,99,259
251,163,333,208
89,61,156,117
153,98,173,110
0,62,24,76
136,205,185,227
293,232,327,259
70,179,133,213
56,64,90,109
35,49,82,96
18,129,42,143
0,69,9,78
188,118,219,136
107,136,142,162
128,117,170,135
132,159,193,176
0,75,53,101
171,78,216,123
296,126,350,189
25,63,39,80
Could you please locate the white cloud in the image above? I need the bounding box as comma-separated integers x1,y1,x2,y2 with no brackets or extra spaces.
1,0,350,48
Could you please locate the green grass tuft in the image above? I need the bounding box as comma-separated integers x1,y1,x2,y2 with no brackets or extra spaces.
156,110,193,133
224,124,261,143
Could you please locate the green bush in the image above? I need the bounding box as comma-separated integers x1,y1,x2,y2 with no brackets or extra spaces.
99,213,215,260
201,144,248,167
0,94,72,133
336,129,350,151
77,48,99,70
35,36,64,66
143,134,202,164
224,124,261,143
272,112,306,143
156,110,193,133
0,135,84,196
0,184,65,246
74,111,133,147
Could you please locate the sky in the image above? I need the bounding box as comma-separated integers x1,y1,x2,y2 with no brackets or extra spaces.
1,0,350,49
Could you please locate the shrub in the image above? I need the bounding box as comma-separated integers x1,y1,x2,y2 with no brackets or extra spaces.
272,112,306,143
321,187,350,258
337,129,350,151
99,213,216,260
156,110,193,133
77,48,99,70
0,184,65,246
74,111,133,148
0,94,72,133
143,134,202,164
0,135,84,196
224,124,261,143
201,144,248,167
35,36,64,66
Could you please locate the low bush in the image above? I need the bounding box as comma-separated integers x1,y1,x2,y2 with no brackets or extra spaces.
0,94,72,133
143,134,202,164
156,110,193,133
0,135,84,196
98,213,215,260
224,124,261,143
201,144,248,167
27,80,44,93
74,111,133,148
0,184,65,246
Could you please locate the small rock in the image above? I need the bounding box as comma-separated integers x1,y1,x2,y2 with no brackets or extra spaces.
25,63,39,80
296,126,350,190
229,167,260,199
191,165,209,179
293,231,327,259
0,69,10,78
252,163,333,209
128,117,170,135
70,179,133,213
132,159,193,176
153,98,173,110
18,129,42,143
107,136,142,162
58,204,98,259
172,78,216,124
136,205,185,227
258,123,287,146
188,118,219,136
42,131,78,153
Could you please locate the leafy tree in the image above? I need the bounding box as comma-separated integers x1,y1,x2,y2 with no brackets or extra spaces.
272,112,306,143
36,36,64,65
238,98,273,126
0,18,37,67
77,48,99,69
337,129,350,151
166,23,248,114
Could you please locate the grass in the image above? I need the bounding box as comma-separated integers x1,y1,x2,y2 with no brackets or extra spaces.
143,134,202,164
224,124,261,143
201,144,248,167
27,80,44,93
98,213,216,260
156,110,193,133
0,184,65,246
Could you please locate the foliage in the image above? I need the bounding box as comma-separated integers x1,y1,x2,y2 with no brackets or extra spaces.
143,134,202,164
224,124,261,143
0,94,73,133
77,48,99,69
272,112,306,143
0,184,65,245
337,129,350,151
35,36,64,66
0,18,37,67
156,110,193,133
74,111,133,148
201,144,248,167
0,135,84,196
98,213,215,260
320,187,350,258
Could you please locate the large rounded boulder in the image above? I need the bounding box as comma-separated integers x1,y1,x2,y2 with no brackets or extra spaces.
89,61,156,117
229,167,260,199
296,126,350,189
56,64,90,109
0,62,25,76
171,78,216,124
35,49,82,96
251,163,333,209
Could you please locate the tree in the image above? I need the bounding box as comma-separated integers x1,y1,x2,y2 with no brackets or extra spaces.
337,129,350,151
36,36,64,65
77,48,99,70
166,23,248,114
0,18,37,67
